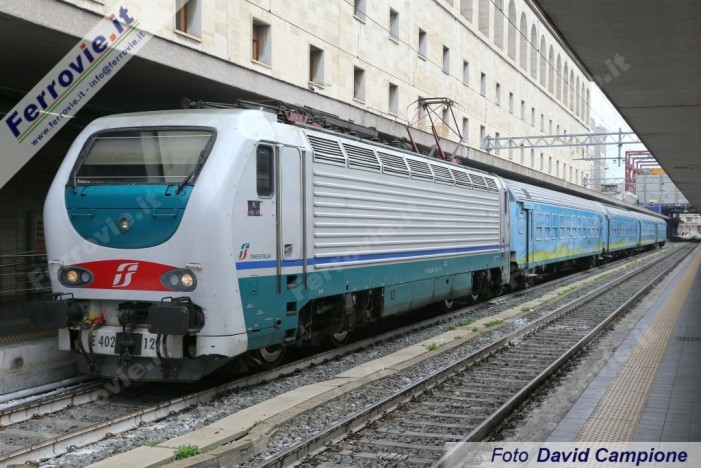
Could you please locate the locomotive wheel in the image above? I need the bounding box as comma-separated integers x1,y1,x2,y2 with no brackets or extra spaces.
250,345,286,369
325,329,350,348
439,299,456,312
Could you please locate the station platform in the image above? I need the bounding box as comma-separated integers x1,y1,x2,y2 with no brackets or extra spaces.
547,245,701,443
0,298,75,395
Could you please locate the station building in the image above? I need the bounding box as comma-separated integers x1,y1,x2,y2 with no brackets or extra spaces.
0,0,593,301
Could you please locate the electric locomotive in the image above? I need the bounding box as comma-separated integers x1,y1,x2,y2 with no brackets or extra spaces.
31,108,510,381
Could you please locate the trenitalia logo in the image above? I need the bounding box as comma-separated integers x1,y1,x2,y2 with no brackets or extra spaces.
239,243,251,260
112,262,140,288
4,7,138,142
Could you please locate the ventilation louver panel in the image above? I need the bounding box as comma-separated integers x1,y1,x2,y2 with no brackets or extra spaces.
344,143,380,172
407,159,434,181
451,169,473,189
485,177,498,192
378,151,409,177
432,165,454,185
468,173,489,191
308,134,346,166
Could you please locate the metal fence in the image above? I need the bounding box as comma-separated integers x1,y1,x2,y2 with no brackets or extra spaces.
0,251,50,299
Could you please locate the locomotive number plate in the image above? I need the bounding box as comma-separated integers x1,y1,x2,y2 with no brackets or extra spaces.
81,328,184,358
88,332,143,355
114,332,143,355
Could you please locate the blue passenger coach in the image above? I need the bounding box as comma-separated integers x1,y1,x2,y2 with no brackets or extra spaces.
636,212,668,250
505,179,605,287
603,205,640,256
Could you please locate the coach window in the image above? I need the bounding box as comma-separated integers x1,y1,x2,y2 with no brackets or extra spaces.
518,212,525,234
256,146,274,197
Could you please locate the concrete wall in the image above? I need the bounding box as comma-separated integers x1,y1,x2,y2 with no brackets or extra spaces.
55,0,592,183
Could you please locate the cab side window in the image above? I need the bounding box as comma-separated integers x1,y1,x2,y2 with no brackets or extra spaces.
256,146,273,198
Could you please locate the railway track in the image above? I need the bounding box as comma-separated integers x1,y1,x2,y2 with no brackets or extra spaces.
0,245,680,465
254,245,693,467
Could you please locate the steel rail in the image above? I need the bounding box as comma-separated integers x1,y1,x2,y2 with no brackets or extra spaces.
0,246,676,465
436,245,694,466
253,245,692,467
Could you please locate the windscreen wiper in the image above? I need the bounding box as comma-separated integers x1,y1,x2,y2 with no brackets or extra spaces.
176,148,206,194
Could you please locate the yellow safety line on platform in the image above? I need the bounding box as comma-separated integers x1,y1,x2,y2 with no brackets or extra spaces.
576,250,701,443
0,329,55,344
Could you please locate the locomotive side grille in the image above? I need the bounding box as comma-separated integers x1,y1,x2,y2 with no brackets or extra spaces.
432,165,454,185
344,143,381,172
468,173,489,191
485,177,499,192
378,151,410,178
406,159,434,181
451,170,473,189
308,134,346,166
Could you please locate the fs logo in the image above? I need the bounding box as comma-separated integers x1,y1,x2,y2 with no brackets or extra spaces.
112,262,139,288
238,243,250,260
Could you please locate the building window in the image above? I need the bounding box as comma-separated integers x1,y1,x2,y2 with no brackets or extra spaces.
556,124,560,134
389,9,399,41
462,117,469,140
175,0,201,37
354,0,366,20
480,125,486,148
531,107,535,126
549,119,552,134
540,113,544,131
353,66,365,102
252,19,271,64
495,83,501,105
509,92,514,113
540,152,544,170
418,29,427,57
548,156,552,174
388,83,398,114
480,73,487,96
309,45,324,84
494,132,500,154
462,61,469,85
442,46,450,73
530,148,535,167
520,100,525,120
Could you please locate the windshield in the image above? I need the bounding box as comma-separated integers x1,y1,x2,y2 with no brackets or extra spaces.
72,128,215,185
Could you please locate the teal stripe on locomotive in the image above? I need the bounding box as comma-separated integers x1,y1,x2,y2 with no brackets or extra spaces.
65,185,192,248
239,250,504,350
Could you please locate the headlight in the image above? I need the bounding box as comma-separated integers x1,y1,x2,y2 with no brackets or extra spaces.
161,269,197,292
59,266,93,287
117,215,132,232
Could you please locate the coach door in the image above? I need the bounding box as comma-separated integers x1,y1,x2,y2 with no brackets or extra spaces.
275,146,306,292
524,204,534,268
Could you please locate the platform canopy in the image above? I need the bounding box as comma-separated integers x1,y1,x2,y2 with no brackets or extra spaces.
533,0,701,211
